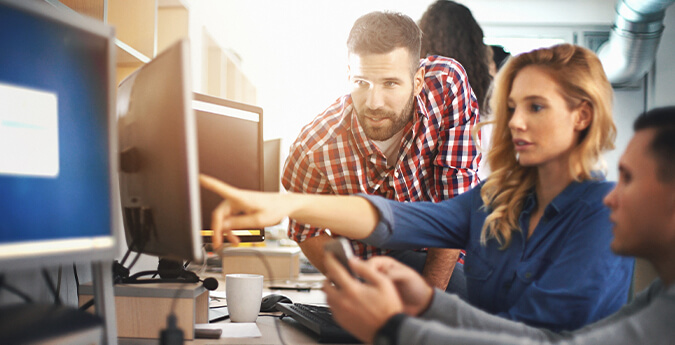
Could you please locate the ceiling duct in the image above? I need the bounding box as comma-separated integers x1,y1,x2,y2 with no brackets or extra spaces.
598,0,675,86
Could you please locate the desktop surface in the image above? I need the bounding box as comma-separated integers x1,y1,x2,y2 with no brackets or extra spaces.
116,272,360,344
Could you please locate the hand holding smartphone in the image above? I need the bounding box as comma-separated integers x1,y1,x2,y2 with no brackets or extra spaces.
324,238,356,277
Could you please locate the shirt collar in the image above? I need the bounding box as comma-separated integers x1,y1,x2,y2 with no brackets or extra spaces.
350,110,377,158
548,176,605,214
523,174,607,217
415,86,430,121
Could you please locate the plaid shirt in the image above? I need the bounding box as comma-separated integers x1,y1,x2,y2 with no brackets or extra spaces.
282,56,480,261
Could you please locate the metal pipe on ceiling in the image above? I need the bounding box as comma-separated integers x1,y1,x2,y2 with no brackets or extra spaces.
598,0,675,86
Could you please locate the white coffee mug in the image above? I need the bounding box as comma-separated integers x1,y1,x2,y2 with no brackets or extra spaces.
225,274,264,322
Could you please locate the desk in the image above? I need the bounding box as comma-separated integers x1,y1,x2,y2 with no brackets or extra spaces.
118,274,342,345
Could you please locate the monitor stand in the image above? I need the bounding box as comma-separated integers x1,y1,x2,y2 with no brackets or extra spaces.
92,260,118,344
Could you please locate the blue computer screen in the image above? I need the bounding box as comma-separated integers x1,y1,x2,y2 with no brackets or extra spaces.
0,4,111,243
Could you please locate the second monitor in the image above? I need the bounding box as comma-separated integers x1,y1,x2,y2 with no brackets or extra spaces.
194,93,265,242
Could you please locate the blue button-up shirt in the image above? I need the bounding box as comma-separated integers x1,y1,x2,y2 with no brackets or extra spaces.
362,178,634,332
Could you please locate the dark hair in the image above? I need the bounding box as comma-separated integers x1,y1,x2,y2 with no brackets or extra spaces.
490,45,511,71
418,0,492,108
347,11,422,74
633,106,675,183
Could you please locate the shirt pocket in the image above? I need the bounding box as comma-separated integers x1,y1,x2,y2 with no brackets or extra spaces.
463,254,494,282
515,257,549,285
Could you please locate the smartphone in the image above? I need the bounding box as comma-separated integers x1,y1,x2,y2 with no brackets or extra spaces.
324,238,355,277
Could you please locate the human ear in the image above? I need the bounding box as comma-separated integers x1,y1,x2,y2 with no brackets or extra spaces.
413,66,425,95
574,101,593,131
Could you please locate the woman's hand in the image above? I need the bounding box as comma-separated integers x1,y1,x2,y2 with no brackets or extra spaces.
199,174,288,249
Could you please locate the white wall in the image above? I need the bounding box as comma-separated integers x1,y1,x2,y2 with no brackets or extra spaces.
654,4,675,108
190,0,434,145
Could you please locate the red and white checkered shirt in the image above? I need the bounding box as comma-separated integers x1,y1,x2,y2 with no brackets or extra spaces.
282,56,480,262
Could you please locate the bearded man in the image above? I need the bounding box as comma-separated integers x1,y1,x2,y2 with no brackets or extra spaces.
281,11,480,294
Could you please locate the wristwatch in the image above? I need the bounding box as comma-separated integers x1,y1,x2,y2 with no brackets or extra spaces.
373,313,407,345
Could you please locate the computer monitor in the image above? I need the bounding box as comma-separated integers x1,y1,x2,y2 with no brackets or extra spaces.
117,39,203,263
264,138,282,193
0,0,118,271
193,93,265,242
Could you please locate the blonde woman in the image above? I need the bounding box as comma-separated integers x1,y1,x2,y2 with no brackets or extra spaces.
201,44,633,332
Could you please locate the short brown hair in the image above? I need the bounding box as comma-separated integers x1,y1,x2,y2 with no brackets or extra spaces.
347,11,422,74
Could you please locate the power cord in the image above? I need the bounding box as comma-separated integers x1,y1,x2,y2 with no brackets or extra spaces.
73,264,80,298
0,275,33,303
41,269,62,305
259,315,290,345
55,266,62,304
159,277,192,345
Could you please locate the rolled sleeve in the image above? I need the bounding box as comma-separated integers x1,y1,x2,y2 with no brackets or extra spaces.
358,194,395,247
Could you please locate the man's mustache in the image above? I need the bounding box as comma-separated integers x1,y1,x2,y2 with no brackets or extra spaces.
364,109,394,118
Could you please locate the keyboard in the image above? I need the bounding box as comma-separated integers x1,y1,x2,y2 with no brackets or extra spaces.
275,302,361,343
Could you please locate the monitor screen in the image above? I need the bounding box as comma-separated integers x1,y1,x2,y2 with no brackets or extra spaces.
0,0,118,270
117,40,203,262
194,93,265,242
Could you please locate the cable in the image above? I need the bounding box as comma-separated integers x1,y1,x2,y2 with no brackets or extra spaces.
119,247,133,267
73,264,80,298
41,269,62,305
126,251,143,271
122,268,219,291
79,298,95,312
159,278,190,345
257,315,289,345
55,266,62,304
0,275,34,303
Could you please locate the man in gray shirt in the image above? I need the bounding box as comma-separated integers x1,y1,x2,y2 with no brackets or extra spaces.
322,106,675,345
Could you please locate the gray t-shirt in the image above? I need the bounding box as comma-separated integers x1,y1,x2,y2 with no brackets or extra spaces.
389,279,674,345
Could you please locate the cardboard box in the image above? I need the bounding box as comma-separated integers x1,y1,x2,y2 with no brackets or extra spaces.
79,282,208,340
221,246,301,280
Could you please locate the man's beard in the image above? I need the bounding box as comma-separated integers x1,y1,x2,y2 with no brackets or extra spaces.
355,92,415,141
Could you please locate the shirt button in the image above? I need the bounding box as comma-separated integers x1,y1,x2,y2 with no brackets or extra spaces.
394,171,400,177
525,272,532,279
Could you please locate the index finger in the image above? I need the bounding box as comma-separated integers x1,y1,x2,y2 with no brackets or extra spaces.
211,200,240,249
199,174,237,199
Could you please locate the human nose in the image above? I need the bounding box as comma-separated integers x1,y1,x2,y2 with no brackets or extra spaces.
365,86,385,110
603,187,617,209
508,107,526,132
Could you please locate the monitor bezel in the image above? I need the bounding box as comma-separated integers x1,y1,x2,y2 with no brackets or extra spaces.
0,0,120,271
193,92,265,243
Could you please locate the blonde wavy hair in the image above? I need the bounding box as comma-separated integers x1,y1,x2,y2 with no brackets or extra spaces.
478,44,616,248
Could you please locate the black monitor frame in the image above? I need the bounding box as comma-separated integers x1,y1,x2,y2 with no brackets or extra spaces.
193,92,265,243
